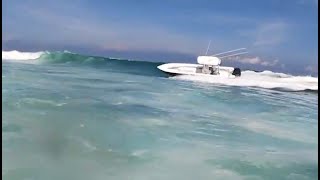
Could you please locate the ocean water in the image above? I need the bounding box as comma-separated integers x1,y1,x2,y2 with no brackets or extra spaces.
2,51,318,180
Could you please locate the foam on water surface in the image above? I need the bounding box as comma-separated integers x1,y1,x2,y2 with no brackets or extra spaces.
172,70,318,91
2,50,44,61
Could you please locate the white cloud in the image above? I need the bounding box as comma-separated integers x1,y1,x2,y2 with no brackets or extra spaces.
238,57,261,64
261,59,279,66
230,56,279,66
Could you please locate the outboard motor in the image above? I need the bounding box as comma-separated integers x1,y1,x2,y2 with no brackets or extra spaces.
232,68,241,77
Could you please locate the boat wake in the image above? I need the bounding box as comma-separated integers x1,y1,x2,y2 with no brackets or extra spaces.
172,71,318,92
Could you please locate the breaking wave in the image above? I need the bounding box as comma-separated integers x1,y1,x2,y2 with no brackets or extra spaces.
2,50,44,60
2,50,165,77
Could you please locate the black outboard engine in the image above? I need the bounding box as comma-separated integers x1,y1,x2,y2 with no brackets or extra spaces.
232,68,241,77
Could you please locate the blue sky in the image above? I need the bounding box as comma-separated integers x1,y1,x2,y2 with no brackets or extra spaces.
2,0,318,74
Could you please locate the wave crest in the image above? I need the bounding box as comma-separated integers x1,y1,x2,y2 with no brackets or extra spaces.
2,50,44,60
2,50,165,77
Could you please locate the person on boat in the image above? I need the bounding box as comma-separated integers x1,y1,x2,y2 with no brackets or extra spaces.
209,67,214,74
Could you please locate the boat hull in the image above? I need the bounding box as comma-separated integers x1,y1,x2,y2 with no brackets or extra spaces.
157,63,237,78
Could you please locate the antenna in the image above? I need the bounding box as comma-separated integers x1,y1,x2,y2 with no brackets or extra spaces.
218,51,248,59
212,48,246,56
205,40,211,55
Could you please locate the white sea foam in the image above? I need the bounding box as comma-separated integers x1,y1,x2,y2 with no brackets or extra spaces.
172,70,318,91
2,50,44,60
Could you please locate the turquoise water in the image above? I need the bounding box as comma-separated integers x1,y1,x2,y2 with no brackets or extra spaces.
2,51,318,180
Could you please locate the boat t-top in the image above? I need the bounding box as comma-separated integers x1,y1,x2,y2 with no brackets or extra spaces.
157,42,247,78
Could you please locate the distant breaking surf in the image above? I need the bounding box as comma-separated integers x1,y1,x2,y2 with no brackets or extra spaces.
2,50,44,60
